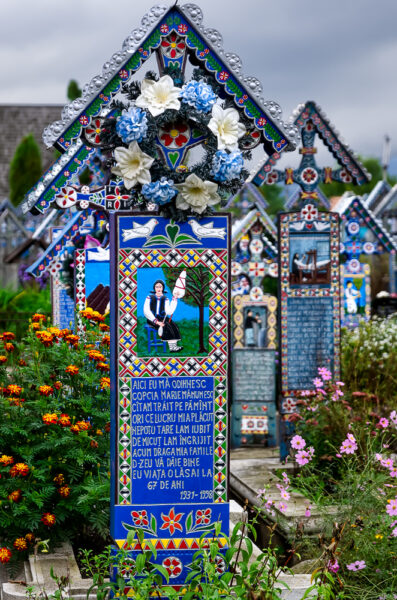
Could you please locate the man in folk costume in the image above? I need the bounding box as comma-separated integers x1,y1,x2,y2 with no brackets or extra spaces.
143,271,186,352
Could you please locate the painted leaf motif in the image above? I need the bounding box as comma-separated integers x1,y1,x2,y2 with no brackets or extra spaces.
150,515,157,534
185,511,193,533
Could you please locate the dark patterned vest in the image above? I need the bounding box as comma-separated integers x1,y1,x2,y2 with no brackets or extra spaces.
149,295,166,320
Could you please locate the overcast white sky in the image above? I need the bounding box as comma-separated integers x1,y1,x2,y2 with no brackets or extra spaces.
1,0,397,172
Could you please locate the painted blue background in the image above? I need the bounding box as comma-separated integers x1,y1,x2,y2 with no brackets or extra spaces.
85,256,110,298
118,215,228,249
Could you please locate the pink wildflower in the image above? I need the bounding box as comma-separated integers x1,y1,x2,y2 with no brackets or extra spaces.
391,527,397,537
327,559,339,573
305,506,311,517
379,418,389,429
336,453,342,458
318,367,332,381
282,472,290,487
346,560,366,571
295,450,311,466
290,435,306,450
381,458,394,469
336,381,345,386
390,470,397,478
390,410,397,425
278,502,288,513
313,377,323,388
280,488,290,501
386,498,397,516
340,435,358,455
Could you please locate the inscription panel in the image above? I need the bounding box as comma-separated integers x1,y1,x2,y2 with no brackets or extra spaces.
233,349,276,403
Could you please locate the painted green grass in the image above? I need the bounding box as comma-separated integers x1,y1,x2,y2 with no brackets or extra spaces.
135,316,209,357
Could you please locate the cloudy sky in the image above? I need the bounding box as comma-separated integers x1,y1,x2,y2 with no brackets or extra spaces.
1,0,396,172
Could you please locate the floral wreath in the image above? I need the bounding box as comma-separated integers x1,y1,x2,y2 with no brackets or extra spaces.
97,67,253,219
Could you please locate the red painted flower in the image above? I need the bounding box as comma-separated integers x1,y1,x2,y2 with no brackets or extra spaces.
218,71,229,81
160,508,183,535
131,510,149,527
161,32,186,59
85,119,103,145
160,121,189,148
177,24,188,34
196,508,212,525
162,556,182,578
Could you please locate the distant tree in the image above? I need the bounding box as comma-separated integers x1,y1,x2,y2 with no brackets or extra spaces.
259,184,286,217
320,156,397,199
8,134,42,207
67,80,82,101
163,266,210,353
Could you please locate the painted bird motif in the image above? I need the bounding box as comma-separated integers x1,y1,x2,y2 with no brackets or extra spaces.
122,218,158,241
188,219,226,240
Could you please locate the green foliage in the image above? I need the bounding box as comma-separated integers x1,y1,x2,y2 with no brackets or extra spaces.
0,314,111,568
320,156,396,199
0,287,51,339
260,184,286,218
341,317,397,404
66,80,82,102
9,134,42,207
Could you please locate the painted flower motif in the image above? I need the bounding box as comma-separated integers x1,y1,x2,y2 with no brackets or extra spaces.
85,118,104,145
0,455,14,466
290,435,306,450
41,513,56,527
161,32,186,59
65,365,79,376
0,548,11,563
142,177,177,206
116,107,148,143
135,75,181,117
212,150,244,182
10,463,29,477
346,560,366,571
13,538,27,551
162,556,182,578
174,173,220,214
208,105,246,151
112,141,154,189
212,555,226,574
300,203,318,221
160,507,183,535
131,510,149,527
181,80,217,113
196,508,211,525
42,413,58,425
159,121,189,148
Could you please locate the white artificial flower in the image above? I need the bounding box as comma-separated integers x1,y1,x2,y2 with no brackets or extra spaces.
135,75,181,117
111,141,154,189
208,104,246,151
174,173,220,214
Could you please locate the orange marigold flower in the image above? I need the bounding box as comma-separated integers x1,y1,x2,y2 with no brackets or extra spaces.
32,314,46,322
70,425,80,434
100,377,110,389
90,440,99,449
42,413,58,425
18,359,27,367
97,362,110,372
7,385,22,397
59,329,70,338
96,429,103,436
48,327,61,337
0,455,14,466
65,365,79,375
4,343,15,353
58,414,71,427
101,335,110,347
54,381,62,390
0,356,7,364
76,420,91,431
84,344,95,350
10,463,29,477
88,350,105,362
36,331,54,347
65,334,79,347
25,533,35,544
58,485,71,497
13,538,27,551
0,548,12,563
8,398,25,407
8,489,22,503
41,513,56,527
53,474,65,485
105,422,110,433
81,308,104,322
31,323,40,331
99,323,110,332
39,385,54,397
2,332,15,341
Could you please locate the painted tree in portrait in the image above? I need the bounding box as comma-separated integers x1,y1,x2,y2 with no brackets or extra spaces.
163,266,210,354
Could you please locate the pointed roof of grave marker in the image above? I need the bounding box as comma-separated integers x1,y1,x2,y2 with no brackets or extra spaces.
334,192,397,254
364,179,391,214
249,100,370,207
232,208,278,258
226,181,269,212
22,4,299,216
369,183,397,218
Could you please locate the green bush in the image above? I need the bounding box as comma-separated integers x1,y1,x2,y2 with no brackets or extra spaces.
9,134,42,207
0,312,111,569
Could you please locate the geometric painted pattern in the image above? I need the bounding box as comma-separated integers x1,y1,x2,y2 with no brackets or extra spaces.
74,249,86,335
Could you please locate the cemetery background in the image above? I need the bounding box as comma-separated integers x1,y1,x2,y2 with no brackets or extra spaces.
0,1,397,599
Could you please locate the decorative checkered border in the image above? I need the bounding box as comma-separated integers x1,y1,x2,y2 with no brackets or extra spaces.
279,211,341,395
232,294,277,349
74,249,86,335
117,248,228,378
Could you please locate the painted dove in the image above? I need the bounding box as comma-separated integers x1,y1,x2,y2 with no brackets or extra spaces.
188,219,226,240
289,221,306,231
313,221,330,232
122,218,158,241
86,247,110,262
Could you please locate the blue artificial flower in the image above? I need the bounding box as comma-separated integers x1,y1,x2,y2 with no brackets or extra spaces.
180,80,217,113
212,150,244,182
142,177,177,205
116,107,148,143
